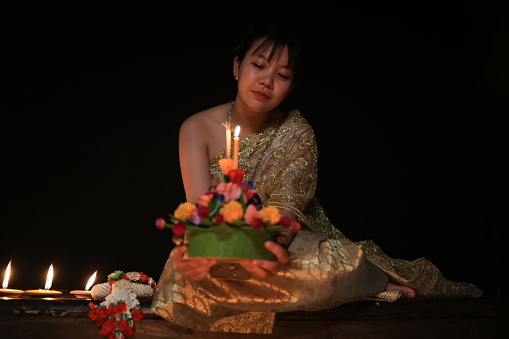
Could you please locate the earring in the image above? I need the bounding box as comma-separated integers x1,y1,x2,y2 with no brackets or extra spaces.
234,73,238,80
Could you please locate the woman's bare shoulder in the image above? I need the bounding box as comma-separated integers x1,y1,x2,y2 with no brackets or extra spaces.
181,103,229,131
179,103,231,161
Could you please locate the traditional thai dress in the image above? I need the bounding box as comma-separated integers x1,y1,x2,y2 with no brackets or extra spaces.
151,110,482,334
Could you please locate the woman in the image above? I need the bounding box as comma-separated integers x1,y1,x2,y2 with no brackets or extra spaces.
151,26,482,334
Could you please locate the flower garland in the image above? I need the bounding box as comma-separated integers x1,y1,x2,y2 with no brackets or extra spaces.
106,270,156,293
89,271,153,338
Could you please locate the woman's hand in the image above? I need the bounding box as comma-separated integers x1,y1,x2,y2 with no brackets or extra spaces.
169,244,217,281
239,241,290,278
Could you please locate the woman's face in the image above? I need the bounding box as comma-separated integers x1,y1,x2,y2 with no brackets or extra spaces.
234,39,295,114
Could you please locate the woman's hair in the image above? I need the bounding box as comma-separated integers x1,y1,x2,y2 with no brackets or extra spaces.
234,24,303,85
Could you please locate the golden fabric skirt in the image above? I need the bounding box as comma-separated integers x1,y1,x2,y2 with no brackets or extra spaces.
151,230,389,334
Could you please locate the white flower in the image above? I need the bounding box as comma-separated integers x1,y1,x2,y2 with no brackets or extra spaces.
126,272,141,281
100,279,139,311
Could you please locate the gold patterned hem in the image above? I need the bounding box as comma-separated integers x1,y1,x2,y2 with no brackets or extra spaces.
358,240,483,299
364,290,402,302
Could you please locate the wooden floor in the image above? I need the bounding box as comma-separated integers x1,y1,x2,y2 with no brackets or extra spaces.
0,296,507,338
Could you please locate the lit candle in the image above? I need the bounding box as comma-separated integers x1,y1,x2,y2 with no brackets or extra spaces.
221,121,232,159
22,264,62,297
70,271,97,299
233,126,240,169
0,260,24,297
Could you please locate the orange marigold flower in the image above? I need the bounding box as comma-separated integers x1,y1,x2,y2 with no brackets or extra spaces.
259,206,280,225
173,202,196,223
219,200,244,223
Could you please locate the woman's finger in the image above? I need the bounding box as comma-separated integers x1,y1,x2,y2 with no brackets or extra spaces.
239,259,281,278
179,262,215,280
170,245,187,262
239,260,272,278
276,234,287,246
172,235,184,246
168,244,217,281
265,241,290,265
252,260,281,274
238,242,290,279
171,246,210,268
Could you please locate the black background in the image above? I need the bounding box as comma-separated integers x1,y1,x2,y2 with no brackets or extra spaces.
1,2,507,296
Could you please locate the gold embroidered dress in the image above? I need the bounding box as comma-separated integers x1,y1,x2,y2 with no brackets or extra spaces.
151,111,482,334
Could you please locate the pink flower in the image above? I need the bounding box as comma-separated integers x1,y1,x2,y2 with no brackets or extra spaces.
243,204,260,225
213,182,241,202
172,222,186,236
291,220,301,233
155,217,166,230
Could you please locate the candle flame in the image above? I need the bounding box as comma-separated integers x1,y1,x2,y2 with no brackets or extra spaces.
85,271,97,291
234,125,240,138
3,260,11,289
45,264,54,291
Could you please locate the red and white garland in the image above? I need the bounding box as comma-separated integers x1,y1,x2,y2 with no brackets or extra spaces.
88,271,155,339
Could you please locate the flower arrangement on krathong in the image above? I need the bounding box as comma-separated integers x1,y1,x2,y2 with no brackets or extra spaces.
155,169,301,261
88,271,148,339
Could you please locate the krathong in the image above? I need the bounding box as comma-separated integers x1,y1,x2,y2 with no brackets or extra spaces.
156,169,301,261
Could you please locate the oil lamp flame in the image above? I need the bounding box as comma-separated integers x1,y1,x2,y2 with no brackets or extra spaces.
3,260,11,289
234,126,240,138
85,271,97,291
44,264,54,291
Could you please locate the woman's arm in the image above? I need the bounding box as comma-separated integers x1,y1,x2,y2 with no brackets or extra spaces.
171,116,218,281
179,116,213,202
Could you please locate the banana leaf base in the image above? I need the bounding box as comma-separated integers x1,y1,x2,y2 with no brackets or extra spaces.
183,224,276,261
